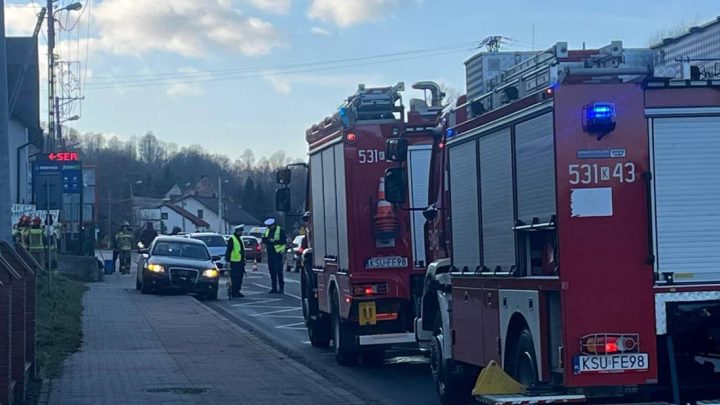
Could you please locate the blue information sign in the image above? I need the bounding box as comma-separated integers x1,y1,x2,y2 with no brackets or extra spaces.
34,162,83,194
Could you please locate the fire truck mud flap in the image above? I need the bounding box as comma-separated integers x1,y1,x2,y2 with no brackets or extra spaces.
358,332,416,346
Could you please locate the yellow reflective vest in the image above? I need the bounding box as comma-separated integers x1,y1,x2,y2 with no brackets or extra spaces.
264,226,285,254
229,235,245,262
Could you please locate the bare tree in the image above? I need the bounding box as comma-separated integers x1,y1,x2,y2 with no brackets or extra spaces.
240,148,255,169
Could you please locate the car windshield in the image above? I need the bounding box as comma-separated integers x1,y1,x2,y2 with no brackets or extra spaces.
152,242,210,260
193,235,226,247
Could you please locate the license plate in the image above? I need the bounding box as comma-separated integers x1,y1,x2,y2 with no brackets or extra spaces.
573,353,649,374
365,256,408,269
176,270,192,276
359,302,377,326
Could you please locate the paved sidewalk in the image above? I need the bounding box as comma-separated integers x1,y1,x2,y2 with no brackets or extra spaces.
43,270,364,405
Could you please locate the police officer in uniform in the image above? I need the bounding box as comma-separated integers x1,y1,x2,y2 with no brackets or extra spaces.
225,225,246,298
263,218,286,294
114,222,133,274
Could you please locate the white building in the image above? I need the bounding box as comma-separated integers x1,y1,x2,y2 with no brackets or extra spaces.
652,16,720,79
7,37,42,205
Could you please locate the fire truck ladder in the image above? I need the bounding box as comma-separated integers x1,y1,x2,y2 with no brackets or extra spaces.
465,41,653,118
341,82,405,122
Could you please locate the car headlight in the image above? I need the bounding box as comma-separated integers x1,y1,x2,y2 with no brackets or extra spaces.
202,269,219,278
146,264,165,273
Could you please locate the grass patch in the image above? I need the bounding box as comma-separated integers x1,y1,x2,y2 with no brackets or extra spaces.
35,272,87,379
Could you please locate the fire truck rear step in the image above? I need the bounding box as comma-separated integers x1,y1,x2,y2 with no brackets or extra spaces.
474,394,586,405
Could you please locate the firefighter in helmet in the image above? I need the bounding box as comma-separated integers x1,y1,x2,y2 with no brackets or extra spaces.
114,221,133,275
28,216,45,268
19,215,31,248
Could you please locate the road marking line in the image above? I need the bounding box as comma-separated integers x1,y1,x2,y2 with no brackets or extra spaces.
251,307,301,316
257,315,304,319
228,305,297,309
250,283,302,301
276,321,306,329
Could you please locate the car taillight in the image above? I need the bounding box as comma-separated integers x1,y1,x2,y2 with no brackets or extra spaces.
580,334,638,355
256,245,261,252
352,283,388,297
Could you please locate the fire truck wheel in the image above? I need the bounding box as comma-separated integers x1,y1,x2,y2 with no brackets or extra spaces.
360,349,385,367
431,311,470,405
508,329,538,387
307,316,331,348
332,293,358,366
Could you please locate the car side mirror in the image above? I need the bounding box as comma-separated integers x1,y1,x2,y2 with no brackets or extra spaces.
276,168,292,185
423,205,439,221
384,167,406,204
386,138,408,162
276,187,291,212
211,255,221,262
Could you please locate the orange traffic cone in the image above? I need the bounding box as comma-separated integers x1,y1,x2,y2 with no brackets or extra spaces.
252,259,258,272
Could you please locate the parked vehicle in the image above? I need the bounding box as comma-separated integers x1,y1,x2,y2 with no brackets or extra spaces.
285,235,306,272
185,232,227,270
136,236,220,300
241,236,262,263
275,81,440,366
386,41,720,404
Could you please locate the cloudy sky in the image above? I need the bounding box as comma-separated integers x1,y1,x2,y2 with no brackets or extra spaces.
4,0,718,160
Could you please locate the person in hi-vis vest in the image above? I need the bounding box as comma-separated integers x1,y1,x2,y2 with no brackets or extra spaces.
262,218,286,294
225,225,246,298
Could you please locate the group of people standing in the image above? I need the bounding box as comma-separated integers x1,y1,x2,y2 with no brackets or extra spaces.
225,217,286,298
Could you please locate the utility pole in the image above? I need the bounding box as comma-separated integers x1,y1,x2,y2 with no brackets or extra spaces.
218,177,223,233
0,0,14,242
107,188,111,248
47,0,56,152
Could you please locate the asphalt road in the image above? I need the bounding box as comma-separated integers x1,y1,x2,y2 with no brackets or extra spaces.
204,263,438,405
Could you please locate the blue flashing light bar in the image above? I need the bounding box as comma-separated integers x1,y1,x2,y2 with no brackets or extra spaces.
583,102,616,136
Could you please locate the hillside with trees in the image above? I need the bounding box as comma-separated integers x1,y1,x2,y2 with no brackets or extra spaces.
69,130,307,239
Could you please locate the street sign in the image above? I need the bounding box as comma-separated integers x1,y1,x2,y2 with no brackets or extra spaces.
46,152,79,162
34,162,83,194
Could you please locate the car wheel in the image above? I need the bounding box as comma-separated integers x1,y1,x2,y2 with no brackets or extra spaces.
140,273,152,295
204,289,218,301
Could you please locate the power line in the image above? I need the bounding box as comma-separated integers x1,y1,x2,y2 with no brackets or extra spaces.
85,47,475,91
86,40,481,84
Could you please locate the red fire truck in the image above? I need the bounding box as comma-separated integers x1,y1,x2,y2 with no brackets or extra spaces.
384,42,720,404
275,81,443,366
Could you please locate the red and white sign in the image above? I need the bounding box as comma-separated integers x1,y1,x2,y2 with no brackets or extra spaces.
47,152,79,161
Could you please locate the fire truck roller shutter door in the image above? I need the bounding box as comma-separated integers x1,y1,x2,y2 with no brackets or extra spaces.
333,144,349,271
449,140,481,271
310,152,326,268
480,128,515,272
653,115,720,282
515,113,556,224
323,147,339,260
